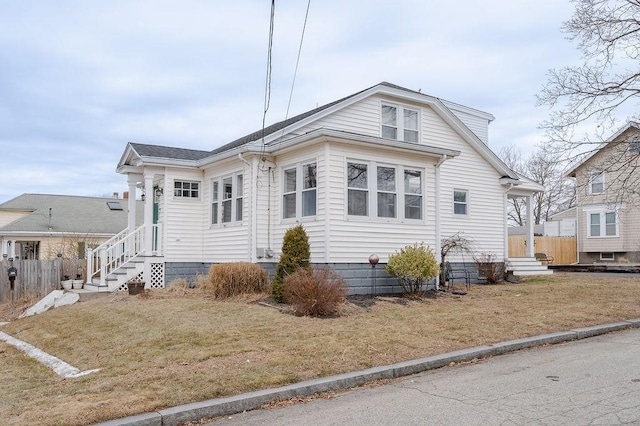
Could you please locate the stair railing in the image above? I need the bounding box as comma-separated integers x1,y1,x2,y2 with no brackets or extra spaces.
86,225,146,286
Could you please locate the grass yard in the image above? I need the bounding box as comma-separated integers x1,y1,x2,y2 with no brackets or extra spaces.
1,273,639,425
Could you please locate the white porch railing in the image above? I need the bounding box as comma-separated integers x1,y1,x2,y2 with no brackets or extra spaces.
86,224,162,286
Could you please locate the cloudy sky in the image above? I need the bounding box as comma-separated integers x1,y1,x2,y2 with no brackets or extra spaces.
0,0,581,203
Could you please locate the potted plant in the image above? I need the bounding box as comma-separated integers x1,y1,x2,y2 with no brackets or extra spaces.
72,273,83,289
61,275,73,291
127,278,146,295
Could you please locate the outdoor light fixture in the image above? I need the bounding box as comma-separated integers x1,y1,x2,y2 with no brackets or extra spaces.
154,186,163,198
369,254,379,295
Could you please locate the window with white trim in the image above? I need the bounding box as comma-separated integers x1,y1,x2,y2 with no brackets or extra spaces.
377,166,396,218
211,172,243,224
600,252,614,261
174,180,200,198
404,169,422,219
347,161,423,220
282,161,317,219
348,162,369,216
589,171,604,194
453,189,468,215
381,103,419,143
588,211,617,237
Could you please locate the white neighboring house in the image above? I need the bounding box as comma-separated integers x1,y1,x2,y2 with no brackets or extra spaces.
87,82,544,293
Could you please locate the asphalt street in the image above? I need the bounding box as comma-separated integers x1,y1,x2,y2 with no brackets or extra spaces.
209,328,640,425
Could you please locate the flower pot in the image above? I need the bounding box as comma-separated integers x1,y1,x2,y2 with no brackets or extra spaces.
72,280,84,289
61,280,73,290
128,282,145,295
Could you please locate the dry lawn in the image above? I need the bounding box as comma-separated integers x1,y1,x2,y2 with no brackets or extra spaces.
1,273,639,425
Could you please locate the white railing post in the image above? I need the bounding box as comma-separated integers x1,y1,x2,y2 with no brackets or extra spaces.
99,249,107,286
86,249,92,285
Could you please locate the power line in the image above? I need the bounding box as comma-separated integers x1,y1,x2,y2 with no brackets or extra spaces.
260,0,276,159
284,0,311,121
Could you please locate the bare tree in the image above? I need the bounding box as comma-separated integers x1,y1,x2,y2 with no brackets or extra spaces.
538,0,640,198
500,145,575,225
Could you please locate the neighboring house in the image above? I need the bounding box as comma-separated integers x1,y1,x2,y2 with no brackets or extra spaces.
0,194,142,261
102,82,543,293
567,122,640,263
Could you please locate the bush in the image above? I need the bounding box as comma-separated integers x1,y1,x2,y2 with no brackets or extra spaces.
473,253,506,284
202,262,268,299
386,243,439,295
283,267,347,317
271,224,310,302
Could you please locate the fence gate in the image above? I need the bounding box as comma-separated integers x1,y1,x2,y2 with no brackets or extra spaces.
508,236,577,265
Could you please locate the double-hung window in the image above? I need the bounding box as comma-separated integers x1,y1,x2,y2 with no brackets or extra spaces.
347,161,423,220
282,161,317,219
404,169,422,219
211,173,243,225
377,166,396,218
453,190,468,215
589,171,604,194
174,180,200,198
347,162,369,216
381,103,419,143
588,211,617,237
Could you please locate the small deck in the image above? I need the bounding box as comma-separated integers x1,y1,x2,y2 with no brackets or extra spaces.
549,264,640,273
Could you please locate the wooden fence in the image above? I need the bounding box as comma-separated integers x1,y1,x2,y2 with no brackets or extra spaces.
0,258,86,303
508,236,577,265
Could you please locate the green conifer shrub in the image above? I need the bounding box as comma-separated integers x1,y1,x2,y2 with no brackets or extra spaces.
271,224,310,302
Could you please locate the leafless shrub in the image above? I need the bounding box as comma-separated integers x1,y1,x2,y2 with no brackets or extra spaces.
473,253,506,284
202,263,268,299
283,267,347,317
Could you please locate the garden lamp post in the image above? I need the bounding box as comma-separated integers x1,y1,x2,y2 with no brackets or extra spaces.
369,254,379,295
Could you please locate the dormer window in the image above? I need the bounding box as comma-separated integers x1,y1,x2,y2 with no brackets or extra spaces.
381,103,419,143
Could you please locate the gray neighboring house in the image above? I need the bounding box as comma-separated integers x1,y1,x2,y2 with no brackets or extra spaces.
0,193,142,260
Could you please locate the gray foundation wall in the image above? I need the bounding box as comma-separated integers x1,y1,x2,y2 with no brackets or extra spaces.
165,261,483,295
579,251,640,264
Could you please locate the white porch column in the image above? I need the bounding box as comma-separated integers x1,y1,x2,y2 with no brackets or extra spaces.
127,173,142,234
9,240,16,259
143,172,154,254
525,195,535,257
504,192,509,259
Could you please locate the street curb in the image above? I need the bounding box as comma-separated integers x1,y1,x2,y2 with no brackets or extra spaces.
94,319,640,426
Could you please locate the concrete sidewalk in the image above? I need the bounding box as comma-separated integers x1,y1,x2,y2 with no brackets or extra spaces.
95,319,640,426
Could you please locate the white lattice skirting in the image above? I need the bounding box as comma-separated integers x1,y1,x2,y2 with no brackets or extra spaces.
118,263,165,291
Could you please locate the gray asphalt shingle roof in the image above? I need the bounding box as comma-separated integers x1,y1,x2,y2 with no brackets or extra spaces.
0,194,143,234
129,144,211,161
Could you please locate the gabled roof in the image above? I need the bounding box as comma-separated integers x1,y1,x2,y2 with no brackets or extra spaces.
567,121,640,177
118,81,519,181
0,194,143,235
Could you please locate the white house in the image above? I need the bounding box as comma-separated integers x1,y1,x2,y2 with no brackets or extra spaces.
87,82,544,293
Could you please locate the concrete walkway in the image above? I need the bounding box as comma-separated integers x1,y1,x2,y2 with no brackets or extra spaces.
95,319,640,426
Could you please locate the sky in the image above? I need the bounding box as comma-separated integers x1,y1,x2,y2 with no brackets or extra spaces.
0,0,582,203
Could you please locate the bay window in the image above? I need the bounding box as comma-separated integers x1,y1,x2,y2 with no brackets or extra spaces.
347,160,423,220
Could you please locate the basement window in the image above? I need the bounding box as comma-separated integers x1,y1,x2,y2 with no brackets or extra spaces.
107,201,123,210
600,252,614,261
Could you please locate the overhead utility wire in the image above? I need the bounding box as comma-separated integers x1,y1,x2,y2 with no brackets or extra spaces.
259,0,276,162
284,0,311,121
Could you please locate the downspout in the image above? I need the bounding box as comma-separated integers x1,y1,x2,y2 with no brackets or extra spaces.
434,154,449,290
238,153,256,262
